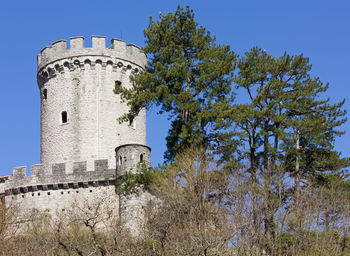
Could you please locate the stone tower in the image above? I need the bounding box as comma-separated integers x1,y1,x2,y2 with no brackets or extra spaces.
37,36,147,172
115,144,152,235
0,37,152,230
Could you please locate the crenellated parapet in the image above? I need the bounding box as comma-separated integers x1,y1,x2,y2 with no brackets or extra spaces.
1,159,116,196
37,36,146,77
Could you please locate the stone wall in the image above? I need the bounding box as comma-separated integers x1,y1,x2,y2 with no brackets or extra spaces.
37,36,147,171
0,159,118,216
115,143,153,236
0,37,152,235
115,143,151,176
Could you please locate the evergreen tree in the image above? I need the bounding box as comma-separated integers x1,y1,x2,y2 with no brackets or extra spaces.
219,47,348,247
115,5,236,161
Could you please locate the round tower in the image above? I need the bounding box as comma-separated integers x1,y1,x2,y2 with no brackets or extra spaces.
115,143,151,177
37,36,147,171
115,144,152,236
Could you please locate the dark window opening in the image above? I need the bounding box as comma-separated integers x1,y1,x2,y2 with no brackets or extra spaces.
129,118,136,129
43,89,47,100
61,111,68,123
140,154,143,163
119,156,123,165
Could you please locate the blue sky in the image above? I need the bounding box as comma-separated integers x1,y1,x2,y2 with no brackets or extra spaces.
0,0,349,175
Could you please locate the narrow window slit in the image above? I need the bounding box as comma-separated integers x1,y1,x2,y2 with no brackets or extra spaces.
61,111,68,123
129,118,136,129
43,89,47,100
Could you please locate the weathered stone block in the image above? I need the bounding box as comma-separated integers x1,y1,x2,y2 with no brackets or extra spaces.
95,159,108,172
70,36,84,49
52,163,65,176
73,161,87,174
13,166,26,179
31,164,43,177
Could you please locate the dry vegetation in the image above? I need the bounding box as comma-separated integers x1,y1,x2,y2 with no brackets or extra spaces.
0,148,350,255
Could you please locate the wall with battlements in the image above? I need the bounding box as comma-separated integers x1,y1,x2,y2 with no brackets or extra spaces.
0,143,152,227
0,159,118,215
37,36,146,171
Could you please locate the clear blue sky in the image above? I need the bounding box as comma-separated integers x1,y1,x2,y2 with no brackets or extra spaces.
0,0,349,175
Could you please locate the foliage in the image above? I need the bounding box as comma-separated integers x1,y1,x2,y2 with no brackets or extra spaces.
142,147,233,255
2,5,350,256
221,46,348,175
115,163,158,196
214,46,349,251
1,149,350,255
115,5,236,161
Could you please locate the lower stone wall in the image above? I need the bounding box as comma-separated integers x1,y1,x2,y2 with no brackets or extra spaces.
1,160,120,228
0,155,153,235
6,184,119,217
119,191,155,237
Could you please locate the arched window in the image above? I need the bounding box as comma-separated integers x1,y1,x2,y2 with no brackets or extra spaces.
61,111,68,123
140,154,144,163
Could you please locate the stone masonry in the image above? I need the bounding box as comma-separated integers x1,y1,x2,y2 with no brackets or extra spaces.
0,36,151,229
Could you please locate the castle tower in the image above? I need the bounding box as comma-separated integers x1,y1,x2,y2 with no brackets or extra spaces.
115,144,152,236
0,37,152,229
115,143,151,177
37,36,147,171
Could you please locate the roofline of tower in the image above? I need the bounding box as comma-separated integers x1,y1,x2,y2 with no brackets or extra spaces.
115,143,151,152
37,36,147,69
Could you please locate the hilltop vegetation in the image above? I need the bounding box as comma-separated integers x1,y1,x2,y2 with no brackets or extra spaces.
1,5,349,256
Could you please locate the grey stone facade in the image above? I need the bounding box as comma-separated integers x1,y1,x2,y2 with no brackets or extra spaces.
0,36,151,228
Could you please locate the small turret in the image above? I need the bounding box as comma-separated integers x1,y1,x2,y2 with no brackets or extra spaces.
115,143,152,237
115,143,151,177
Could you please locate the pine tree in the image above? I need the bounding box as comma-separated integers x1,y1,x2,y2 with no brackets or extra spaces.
219,47,348,248
115,5,236,161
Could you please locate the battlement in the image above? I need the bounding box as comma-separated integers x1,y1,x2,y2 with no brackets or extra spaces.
37,36,147,70
1,159,116,195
